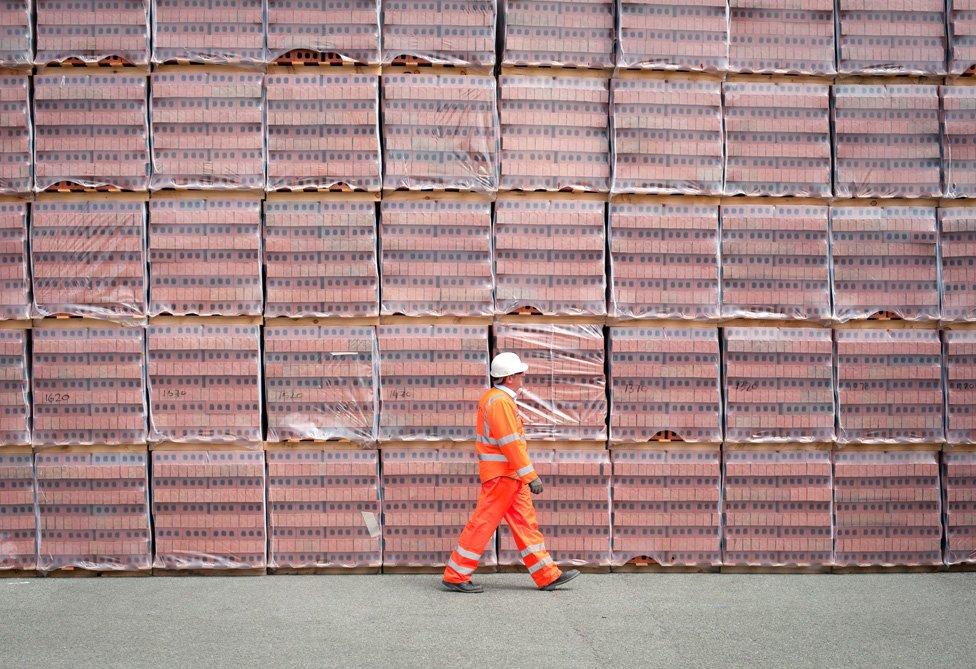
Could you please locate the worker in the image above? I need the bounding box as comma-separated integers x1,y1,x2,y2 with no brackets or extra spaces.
441,352,580,593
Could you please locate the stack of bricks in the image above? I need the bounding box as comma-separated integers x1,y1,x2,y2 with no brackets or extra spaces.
381,447,496,567
0,331,30,445
380,198,493,317
723,447,833,566
942,86,976,198
31,326,146,446
148,197,262,316
494,198,605,316
723,327,835,443
35,449,152,572
377,324,486,441
494,323,606,440
264,325,377,443
611,78,722,195
499,74,610,192
152,0,265,64
950,1,976,74
943,450,976,564
266,72,381,192
834,449,943,567
830,205,940,321
267,0,381,64
609,202,719,319
0,0,31,66
501,0,614,68
0,450,35,570
30,199,147,319
610,446,721,566
0,202,29,318
838,0,947,75
383,73,498,191
383,0,495,66
616,0,728,71
833,85,942,198
151,448,266,569
33,72,149,191
835,329,944,444
147,324,262,443
0,75,31,193
150,70,265,190
263,198,378,317
940,208,976,321
267,447,381,569
728,0,835,74
945,330,976,445
35,0,149,65
609,326,722,443
722,82,832,197
720,203,831,319
499,448,611,567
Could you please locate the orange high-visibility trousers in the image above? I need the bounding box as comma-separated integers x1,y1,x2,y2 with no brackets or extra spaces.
443,476,562,588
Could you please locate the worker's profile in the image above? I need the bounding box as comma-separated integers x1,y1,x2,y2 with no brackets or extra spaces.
441,352,580,593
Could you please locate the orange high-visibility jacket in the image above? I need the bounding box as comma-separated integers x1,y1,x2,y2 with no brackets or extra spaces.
475,386,537,484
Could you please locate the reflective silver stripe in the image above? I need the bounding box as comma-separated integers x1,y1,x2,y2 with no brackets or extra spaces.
520,543,546,559
496,433,522,445
527,556,554,574
478,453,508,462
476,437,503,449
455,546,481,561
516,464,535,477
447,558,475,575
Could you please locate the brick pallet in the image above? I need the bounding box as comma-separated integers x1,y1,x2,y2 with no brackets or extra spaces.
0,75,31,194
501,0,615,68
950,0,976,74
35,0,150,66
0,0,31,67
152,0,264,64
0,330,29,445
728,0,835,74
946,331,976,446
943,449,976,566
938,209,976,322
0,202,30,319
837,0,947,75
383,0,495,66
0,449,35,571
617,0,728,71
267,0,380,64
943,86,976,199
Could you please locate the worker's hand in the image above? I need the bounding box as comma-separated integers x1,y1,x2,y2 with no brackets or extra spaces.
528,478,543,495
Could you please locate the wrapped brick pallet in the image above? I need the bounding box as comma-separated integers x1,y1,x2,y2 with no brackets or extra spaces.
35,0,149,66
940,208,976,322
0,0,31,67
946,330,976,445
950,0,976,74
0,202,30,318
943,450,976,565
152,0,264,64
502,0,614,68
728,0,835,74
0,330,29,445
383,0,495,66
0,74,31,194
838,0,947,75
0,449,35,571
267,0,381,64
617,0,728,71
943,85,976,199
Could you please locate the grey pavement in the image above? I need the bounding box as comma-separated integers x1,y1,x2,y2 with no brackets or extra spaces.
1,572,974,668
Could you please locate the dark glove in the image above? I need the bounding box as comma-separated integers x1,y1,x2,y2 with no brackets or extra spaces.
528,478,543,495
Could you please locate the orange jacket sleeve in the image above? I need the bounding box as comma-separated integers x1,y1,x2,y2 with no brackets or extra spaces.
487,397,537,483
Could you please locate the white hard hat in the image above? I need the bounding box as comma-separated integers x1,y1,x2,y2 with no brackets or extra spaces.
491,352,528,378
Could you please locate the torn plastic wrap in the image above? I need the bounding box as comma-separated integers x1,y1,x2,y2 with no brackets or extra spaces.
147,324,263,444
723,446,832,567
152,0,265,64
36,449,151,572
498,448,610,567
728,0,835,74
151,448,266,569
33,72,149,192
617,0,728,71
148,197,263,317
835,329,945,445
943,450,976,565
499,74,610,192
380,198,493,317
611,446,721,567
30,199,147,320
0,202,30,319
0,0,31,67
263,198,379,318
720,203,831,320
722,82,831,198
501,0,614,68
383,0,496,66
266,72,381,192
31,325,146,447
265,325,378,444
942,85,976,199
609,326,722,444
945,330,976,444
0,74,31,194
150,70,265,190
838,0,947,75
834,449,942,567
723,327,835,444
382,72,498,192
267,0,381,64
940,208,976,321
494,198,605,316
832,84,942,199
609,201,719,320
381,446,497,568
494,323,606,441
611,78,723,195
950,1,976,74
0,449,35,571
830,205,940,322
35,0,149,66
377,324,487,441
0,331,29,445
267,447,381,569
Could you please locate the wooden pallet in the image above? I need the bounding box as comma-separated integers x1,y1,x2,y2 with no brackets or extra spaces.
44,56,139,68
271,183,362,193
0,569,38,579
611,559,720,573
44,567,152,578
866,310,902,321
831,564,947,574
152,567,267,577
272,50,362,67
43,182,123,193
508,306,545,316
648,430,685,443
268,566,381,575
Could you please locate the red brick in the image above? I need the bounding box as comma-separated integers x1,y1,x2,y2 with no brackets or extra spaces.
383,0,495,66
0,75,31,193
268,0,380,64
502,0,614,68
618,0,728,71
35,0,149,65
152,0,264,64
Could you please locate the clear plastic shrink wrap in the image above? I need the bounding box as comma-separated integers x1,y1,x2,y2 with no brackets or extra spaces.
0,449,35,570
838,0,947,75
943,450,976,565
939,208,976,321
383,0,495,66
268,0,381,64
0,330,29,445
0,202,30,318
616,0,728,72
942,85,976,199
0,75,31,194
152,0,265,64
501,0,614,68
950,0,976,75
728,0,835,74
0,1,32,67
35,0,149,65
945,330,976,445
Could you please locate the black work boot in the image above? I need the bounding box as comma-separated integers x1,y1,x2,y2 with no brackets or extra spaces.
540,569,580,591
442,580,484,593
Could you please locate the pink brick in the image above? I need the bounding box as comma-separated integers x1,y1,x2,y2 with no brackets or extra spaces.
502,0,614,68
0,75,31,193
946,331,976,444
0,202,30,318
268,0,380,64
942,86,976,198
0,0,31,66
35,0,149,65
0,450,36,570
839,0,946,75
618,0,728,71
944,450,976,564
729,0,835,74
383,0,495,66
951,0,976,74
152,0,264,64
0,330,29,445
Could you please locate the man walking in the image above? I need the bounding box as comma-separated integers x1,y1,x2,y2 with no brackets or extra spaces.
441,352,580,593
